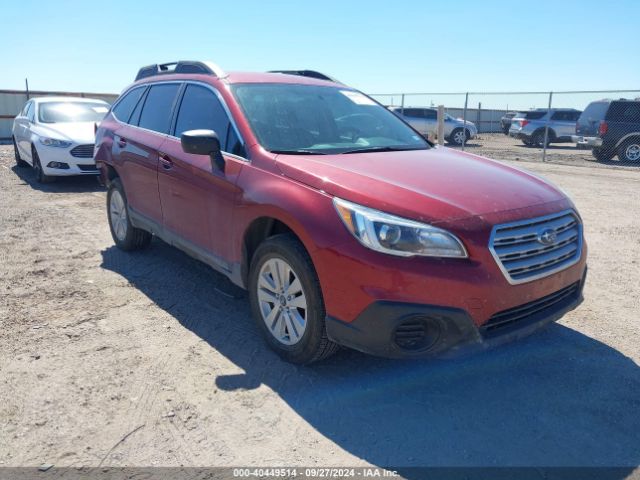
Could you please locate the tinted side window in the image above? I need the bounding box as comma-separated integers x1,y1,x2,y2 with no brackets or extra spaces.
129,88,148,126
138,84,180,133
112,87,145,123
607,102,640,122
424,109,437,119
174,85,242,154
525,111,547,120
402,108,417,117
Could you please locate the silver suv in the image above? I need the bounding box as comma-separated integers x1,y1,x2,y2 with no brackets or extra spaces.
509,108,581,147
390,107,478,145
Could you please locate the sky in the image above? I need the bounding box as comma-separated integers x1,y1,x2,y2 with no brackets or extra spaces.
2,0,639,110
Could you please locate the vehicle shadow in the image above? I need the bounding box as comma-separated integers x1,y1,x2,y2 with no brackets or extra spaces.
101,241,640,477
11,164,104,193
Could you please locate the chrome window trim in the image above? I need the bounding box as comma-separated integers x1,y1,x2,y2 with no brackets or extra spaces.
488,209,583,285
111,80,248,162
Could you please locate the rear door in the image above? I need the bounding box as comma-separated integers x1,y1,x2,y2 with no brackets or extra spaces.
158,83,246,265
423,108,438,135
401,108,428,134
551,110,581,139
605,101,640,142
114,83,180,223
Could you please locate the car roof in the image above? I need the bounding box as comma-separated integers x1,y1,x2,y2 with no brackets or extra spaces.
32,96,108,104
132,71,344,89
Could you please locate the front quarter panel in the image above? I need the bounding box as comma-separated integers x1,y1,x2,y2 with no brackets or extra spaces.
232,162,352,285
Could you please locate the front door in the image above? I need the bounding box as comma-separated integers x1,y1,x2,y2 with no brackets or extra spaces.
158,83,246,266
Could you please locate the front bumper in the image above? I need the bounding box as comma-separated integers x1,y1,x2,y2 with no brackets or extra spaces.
326,268,586,359
571,135,602,147
38,145,98,176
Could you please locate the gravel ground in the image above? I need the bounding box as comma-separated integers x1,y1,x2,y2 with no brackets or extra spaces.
452,132,640,170
1,143,639,474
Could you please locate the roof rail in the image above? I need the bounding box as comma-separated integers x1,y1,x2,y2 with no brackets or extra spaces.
268,70,341,83
135,61,226,81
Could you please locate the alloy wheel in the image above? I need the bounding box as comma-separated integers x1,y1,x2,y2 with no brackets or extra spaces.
453,130,466,145
625,143,640,161
109,190,128,242
257,258,307,346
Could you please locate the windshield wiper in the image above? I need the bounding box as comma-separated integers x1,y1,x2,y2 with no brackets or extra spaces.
270,149,328,155
341,146,426,154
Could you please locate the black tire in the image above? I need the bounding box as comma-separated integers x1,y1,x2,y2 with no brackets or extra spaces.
447,127,467,146
617,138,640,163
531,130,552,148
32,146,55,183
13,138,28,168
248,233,339,364
107,177,152,251
522,138,533,146
592,148,615,162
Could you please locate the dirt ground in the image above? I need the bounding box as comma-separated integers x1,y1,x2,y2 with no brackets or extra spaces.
1,143,639,473
453,132,640,170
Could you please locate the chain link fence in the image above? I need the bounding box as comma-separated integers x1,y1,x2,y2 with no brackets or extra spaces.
371,90,640,168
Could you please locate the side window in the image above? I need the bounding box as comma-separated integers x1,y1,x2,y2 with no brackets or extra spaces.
174,85,239,152
551,111,565,121
21,102,31,116
26,103,35,122
622,103,640,121
138,84,180,133
129,88,148,126
424,109,437,120
112,87,145,123
569,111,581,121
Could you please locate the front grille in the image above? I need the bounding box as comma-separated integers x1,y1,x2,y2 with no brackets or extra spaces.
77,164,98,172
481,282,580,336
70,144,94,158
490,210,582,283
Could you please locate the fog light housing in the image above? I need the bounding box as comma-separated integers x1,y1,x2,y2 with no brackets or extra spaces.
394,316,442,352
46,161,70,169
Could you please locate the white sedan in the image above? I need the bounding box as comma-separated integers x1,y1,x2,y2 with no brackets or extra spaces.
12,97,110,183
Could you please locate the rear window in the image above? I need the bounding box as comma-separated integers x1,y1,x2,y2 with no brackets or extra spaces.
579,102,609,123
606,101,640,122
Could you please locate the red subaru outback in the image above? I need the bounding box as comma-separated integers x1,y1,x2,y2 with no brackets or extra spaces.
95,61,587,364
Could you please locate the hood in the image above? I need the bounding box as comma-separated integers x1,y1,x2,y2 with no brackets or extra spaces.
33,122,96,144
276,146,566,224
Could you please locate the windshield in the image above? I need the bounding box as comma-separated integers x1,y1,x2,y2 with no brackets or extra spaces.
231,84,429,154
38,102,109,124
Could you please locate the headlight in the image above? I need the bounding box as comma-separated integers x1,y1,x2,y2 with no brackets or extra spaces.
333,197,468,258
39,137,72,148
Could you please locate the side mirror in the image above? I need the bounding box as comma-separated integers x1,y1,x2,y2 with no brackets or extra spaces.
181,129,225,172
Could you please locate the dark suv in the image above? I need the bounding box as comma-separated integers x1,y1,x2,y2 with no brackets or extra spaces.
94,60,587,364
573,99,640,162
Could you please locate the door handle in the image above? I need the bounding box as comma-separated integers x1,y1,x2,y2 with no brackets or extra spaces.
117,137,127,148
159,153,173,170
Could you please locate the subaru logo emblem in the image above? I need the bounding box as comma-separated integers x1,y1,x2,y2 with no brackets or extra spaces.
538,229,557,245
